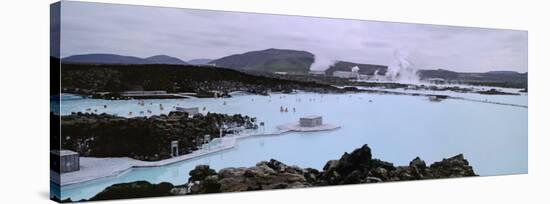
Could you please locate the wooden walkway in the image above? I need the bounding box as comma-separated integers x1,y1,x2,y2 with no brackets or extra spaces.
57,124,334,186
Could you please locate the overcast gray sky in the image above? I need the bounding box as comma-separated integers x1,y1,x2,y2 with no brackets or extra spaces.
57,1,527,72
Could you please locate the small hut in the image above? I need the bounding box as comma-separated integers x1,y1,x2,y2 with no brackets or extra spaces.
170,141,179,157
175,107,200,116
299,115,323,127
50,150,80,173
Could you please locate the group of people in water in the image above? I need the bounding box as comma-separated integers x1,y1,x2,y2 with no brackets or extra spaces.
82,94,373,117
83,100,170,116
84,104,110,113
84,99,211,117
129,100,165,116
280,106,296,113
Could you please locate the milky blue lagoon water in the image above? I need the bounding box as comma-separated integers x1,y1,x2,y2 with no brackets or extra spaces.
55,91,527,200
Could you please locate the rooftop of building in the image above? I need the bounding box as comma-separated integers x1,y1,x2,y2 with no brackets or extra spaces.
301,115,322,119
51,149,79,156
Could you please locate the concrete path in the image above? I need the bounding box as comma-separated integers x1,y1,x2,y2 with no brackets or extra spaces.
55,123,338,186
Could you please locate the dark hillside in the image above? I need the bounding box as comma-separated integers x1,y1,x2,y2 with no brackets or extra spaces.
60,62,344,97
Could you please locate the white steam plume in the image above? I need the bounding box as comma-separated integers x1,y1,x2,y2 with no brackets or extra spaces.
386,49,419,83
309,53,337,71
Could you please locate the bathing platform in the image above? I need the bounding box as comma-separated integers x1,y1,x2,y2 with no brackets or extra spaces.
276,123,340,132
55,121,339,186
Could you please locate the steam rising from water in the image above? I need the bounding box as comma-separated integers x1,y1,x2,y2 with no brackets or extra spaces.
310,54,336,71
351,66,360,73
386,49,419,83
311,49,420,84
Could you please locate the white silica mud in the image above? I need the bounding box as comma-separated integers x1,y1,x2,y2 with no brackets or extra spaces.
55,89,527,201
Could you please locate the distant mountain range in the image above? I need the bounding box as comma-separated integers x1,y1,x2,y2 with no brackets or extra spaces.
63,54,186,65
63,49,315,73
209,48,314,74
144,55,187,65
186,58,213,65
417,69,527,86
61,49,526,88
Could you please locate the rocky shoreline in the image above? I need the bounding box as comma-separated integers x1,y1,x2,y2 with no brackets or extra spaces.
63,144,476,202
56,111,257,161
